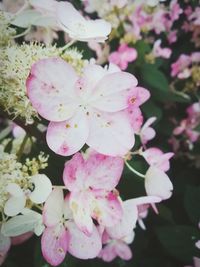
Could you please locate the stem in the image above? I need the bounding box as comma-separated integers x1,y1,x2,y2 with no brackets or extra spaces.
125,161,145,178
60,40,76,52
12,26,31,39
17,134,29,160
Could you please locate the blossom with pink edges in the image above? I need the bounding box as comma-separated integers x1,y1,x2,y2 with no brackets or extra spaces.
140,147,174,172
42,188,102,266
109,44,137,70
152,39,172,59
63,150,124,236
26,57,143,157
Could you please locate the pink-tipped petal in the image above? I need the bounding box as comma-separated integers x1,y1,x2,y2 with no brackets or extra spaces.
115,241,132,260
41,225,68,266
67,221,102,259
93,193,123,227
87,111,135,156
91,72,138,112
46,111,89,156
85,152,124,190
27,57,78,122
128,87,150,107
63,153,85,191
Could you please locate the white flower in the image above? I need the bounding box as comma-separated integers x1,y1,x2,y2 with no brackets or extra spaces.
4,174,52,217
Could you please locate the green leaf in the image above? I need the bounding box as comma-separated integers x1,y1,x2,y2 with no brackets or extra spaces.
194,124,200,132
184,185,200,224
142,100,163,121
140,64,169,92
155,225,200,262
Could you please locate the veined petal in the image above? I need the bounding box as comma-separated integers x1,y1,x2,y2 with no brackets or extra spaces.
26,57,78,122
63,153,86,192
87,111,135,156
69,191,94,236
4,195,26,217
29,174,52,204
84,152,124,190
46,111,89,156
93,193,123,227
67,221,102,259
41,225,68,266
43,189,64,227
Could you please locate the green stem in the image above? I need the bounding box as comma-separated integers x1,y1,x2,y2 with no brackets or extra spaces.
13,26,31,39
60,40,76,52
125,161,145,178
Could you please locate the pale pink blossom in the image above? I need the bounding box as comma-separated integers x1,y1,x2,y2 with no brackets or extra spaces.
27,58,139,157
109,44,137,70
63,150,124,235
141,147,174,172
167,30,178,44
145,166,173,200
171,54,191,78
169,0,183,22
42,188,102,266
139,117,157,145
152,39,172,59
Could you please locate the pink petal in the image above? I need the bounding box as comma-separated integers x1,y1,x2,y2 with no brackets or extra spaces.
99,243,116,262
127,106,143,133
46,111,89,156
41,225,68,266
84,152,124,190
127,87,150,107
43,188,64,227
87,111,135,156
63,153,85,191
93,192,123,227
106,199,138,239
91,72,138,112
69,191,94,236
26,57,78,122
67,221,102,259
115,241,132,260
11,232,33,245
0,232,11,255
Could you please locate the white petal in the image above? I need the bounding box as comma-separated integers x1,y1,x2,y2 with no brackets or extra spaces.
6,183,23,197
29,174,52,204
4,196,26,217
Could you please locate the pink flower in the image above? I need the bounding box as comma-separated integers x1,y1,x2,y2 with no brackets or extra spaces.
152,39,172,59
99,196,161,262
42,188,102,266
169,0,183,22
141,147,174,172
62,150,124,236
171,54,191,78
27,58,138,157
139,117,157,145
109,44,137,70
167,30,177,44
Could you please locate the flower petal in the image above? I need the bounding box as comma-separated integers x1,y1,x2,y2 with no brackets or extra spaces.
46,111,89,156
115,241,132,260
67,221,102,259
145,167,173,200
1,211,41,237
41,225,68,266
91,72,138,112
93,193,123,227
43,188,64,227
69,191,94,236
84,152,124,190
98,243,116,262
106,199,138,239
29,174,52,204
87,111,135,156
63,153,86,191
4,196,26,217
0,231,11,255
27,57,78,122
6,183,23,197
